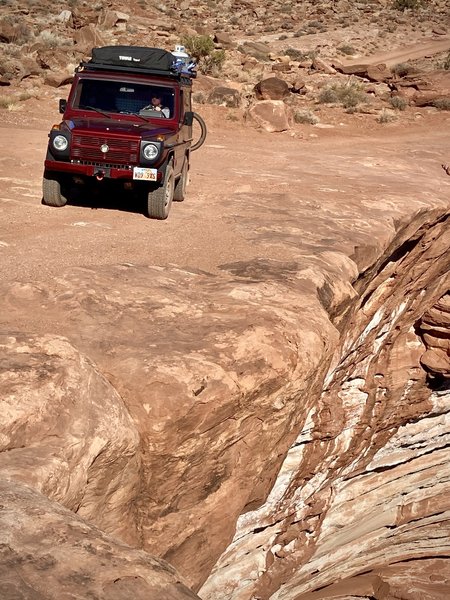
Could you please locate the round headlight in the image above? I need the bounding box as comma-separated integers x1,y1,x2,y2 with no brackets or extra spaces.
53,135,68,151
143,143,159,160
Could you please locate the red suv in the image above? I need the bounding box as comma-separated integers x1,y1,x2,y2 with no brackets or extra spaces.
43,46,206,219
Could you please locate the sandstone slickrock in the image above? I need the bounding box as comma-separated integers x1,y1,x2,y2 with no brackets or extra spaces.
200,212,450,600
0,479,199,600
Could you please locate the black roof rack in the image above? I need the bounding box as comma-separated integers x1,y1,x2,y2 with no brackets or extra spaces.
76,61,195,83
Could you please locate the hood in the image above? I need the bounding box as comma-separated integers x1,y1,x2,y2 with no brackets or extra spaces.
64,117,174,138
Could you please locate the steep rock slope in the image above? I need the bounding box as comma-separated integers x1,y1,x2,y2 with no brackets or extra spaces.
201,212,450,599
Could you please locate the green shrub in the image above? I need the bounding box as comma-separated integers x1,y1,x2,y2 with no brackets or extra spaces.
182,35,215,61
182,35,225,75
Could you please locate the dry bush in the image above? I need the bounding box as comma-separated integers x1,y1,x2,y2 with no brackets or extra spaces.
293,109,319,125
377,109,397,123
192,91,207,104
0,16,33,45
36,30,72,49
392,0,423,10
389,95,408,110
442,52,450,70
391,62,413,77
318,81,367,109
433,99,450,111
337,44,356,56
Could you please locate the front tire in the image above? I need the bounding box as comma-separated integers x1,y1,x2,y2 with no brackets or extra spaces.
173,158,189,202
146,163,174,219
42,171,68,207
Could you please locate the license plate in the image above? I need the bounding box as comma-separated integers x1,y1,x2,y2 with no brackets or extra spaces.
133,167,157,181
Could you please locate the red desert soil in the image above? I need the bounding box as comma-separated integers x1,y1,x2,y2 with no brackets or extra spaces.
0,92,449,300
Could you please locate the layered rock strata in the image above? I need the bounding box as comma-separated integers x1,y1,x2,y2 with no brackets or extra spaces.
201,213,450,599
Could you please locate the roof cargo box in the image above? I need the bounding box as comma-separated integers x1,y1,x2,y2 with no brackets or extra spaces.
90,46,175,72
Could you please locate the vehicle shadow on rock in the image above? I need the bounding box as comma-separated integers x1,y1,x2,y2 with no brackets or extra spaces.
53,179,150,216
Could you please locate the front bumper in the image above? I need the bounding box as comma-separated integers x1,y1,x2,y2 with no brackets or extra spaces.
44,159,162,182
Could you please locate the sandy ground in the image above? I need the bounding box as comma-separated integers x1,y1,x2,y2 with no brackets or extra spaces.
0,92,449,291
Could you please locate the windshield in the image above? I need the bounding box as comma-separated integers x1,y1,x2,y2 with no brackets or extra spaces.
72,78,175,119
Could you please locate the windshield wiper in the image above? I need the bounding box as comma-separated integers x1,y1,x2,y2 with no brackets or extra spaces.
84,106,112,119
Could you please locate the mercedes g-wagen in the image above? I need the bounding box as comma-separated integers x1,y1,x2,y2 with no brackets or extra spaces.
43,45,206,219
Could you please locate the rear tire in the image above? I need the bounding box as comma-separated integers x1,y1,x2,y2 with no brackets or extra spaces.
173,158,189,202
42,171,68,207
146,163,174,219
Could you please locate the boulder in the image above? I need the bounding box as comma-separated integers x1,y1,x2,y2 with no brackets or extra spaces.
74,24,105,50
44,72,74,87
0,478,200,600
291,77,306,93
247,100,290,132
208,86,241,108
98,10,130,30
55,10,73,25
391,70,450,107
272,63,292,73
238,41,271,61
366,63,392,83
214,32,236,49
254,76,290,100
312,56,337,74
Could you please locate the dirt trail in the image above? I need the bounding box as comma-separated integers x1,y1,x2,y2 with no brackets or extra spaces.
0,103,449,295
341,36,450,67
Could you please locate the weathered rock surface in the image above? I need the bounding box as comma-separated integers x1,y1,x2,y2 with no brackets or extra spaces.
254,77,290,101
0,478,198,600
200,213,450,599
247,99,290,131
1,207,449,599
392,70,450,107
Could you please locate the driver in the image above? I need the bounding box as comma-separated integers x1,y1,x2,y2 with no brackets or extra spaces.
147,95,170,118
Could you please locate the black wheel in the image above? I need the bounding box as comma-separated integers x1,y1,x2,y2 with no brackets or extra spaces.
173,158,189,202
42,171,68,207
146,163,174,219
191,112,207,152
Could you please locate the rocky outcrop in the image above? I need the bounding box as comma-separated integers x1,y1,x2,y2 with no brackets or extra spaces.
418,292,450,379
0,478,198,600
1,205,449,599
200,212,450,599
392,70,450,107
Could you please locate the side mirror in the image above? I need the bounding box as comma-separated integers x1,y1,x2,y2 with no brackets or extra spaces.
59,99,67,114
183,111,194,126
